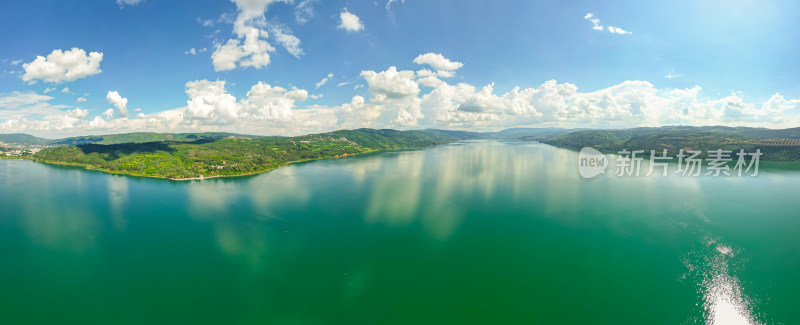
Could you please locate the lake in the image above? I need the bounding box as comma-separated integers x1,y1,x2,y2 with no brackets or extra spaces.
1,140,799,324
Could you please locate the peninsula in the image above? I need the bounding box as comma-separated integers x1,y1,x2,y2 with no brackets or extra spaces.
4,126,800,180
3,129,480,180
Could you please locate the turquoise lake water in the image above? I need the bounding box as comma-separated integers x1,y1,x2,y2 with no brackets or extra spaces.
1,140,799,324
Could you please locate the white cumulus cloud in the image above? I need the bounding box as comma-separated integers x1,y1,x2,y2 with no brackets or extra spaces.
106,91,129,118
361,67,420,99
0,91,86,134
212,26,275,71
183,80,240,124
139,79,311,127
21,48,103,83
239,81,308,119
211,0,302,71
338,9,364,32
413,53,463,77
4,57,800,137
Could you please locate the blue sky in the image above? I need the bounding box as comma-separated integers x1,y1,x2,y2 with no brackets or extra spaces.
1,0,799,137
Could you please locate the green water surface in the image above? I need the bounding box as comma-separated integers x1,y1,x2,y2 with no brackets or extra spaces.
1,141,799,324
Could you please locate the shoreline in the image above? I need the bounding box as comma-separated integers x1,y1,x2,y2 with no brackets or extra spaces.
23,148,386,181
8,141,800,179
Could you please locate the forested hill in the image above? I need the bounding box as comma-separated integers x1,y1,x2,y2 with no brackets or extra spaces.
0,133,51,146
543,126,800,160
0,132,254,146
51,132,255,146
31,128,481,179
14,126,800,179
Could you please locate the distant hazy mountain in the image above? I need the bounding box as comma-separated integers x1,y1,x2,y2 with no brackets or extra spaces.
485,127,573,139
548,126,800,140
544,126,800,160
1,129,486,147
0,133,51,146
51,132,262,145
5,126,800,147
1,132,258,146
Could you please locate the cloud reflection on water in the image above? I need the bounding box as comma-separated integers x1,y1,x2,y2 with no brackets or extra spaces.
1,140,792,323
351,141,566,240
107,175,129,230
11,161,100,252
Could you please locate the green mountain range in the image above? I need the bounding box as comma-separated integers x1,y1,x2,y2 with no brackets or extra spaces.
0,132,254,146
0,133,52,146
4,126,800,179
23,129,480,180
542,126,800,160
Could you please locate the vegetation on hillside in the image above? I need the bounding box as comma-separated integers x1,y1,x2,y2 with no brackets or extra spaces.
0,133,51,146
10,126,800,179
485,127,572,139
50,132,255,145
31,129,479,179
544,127,800,160
1,131,257,146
